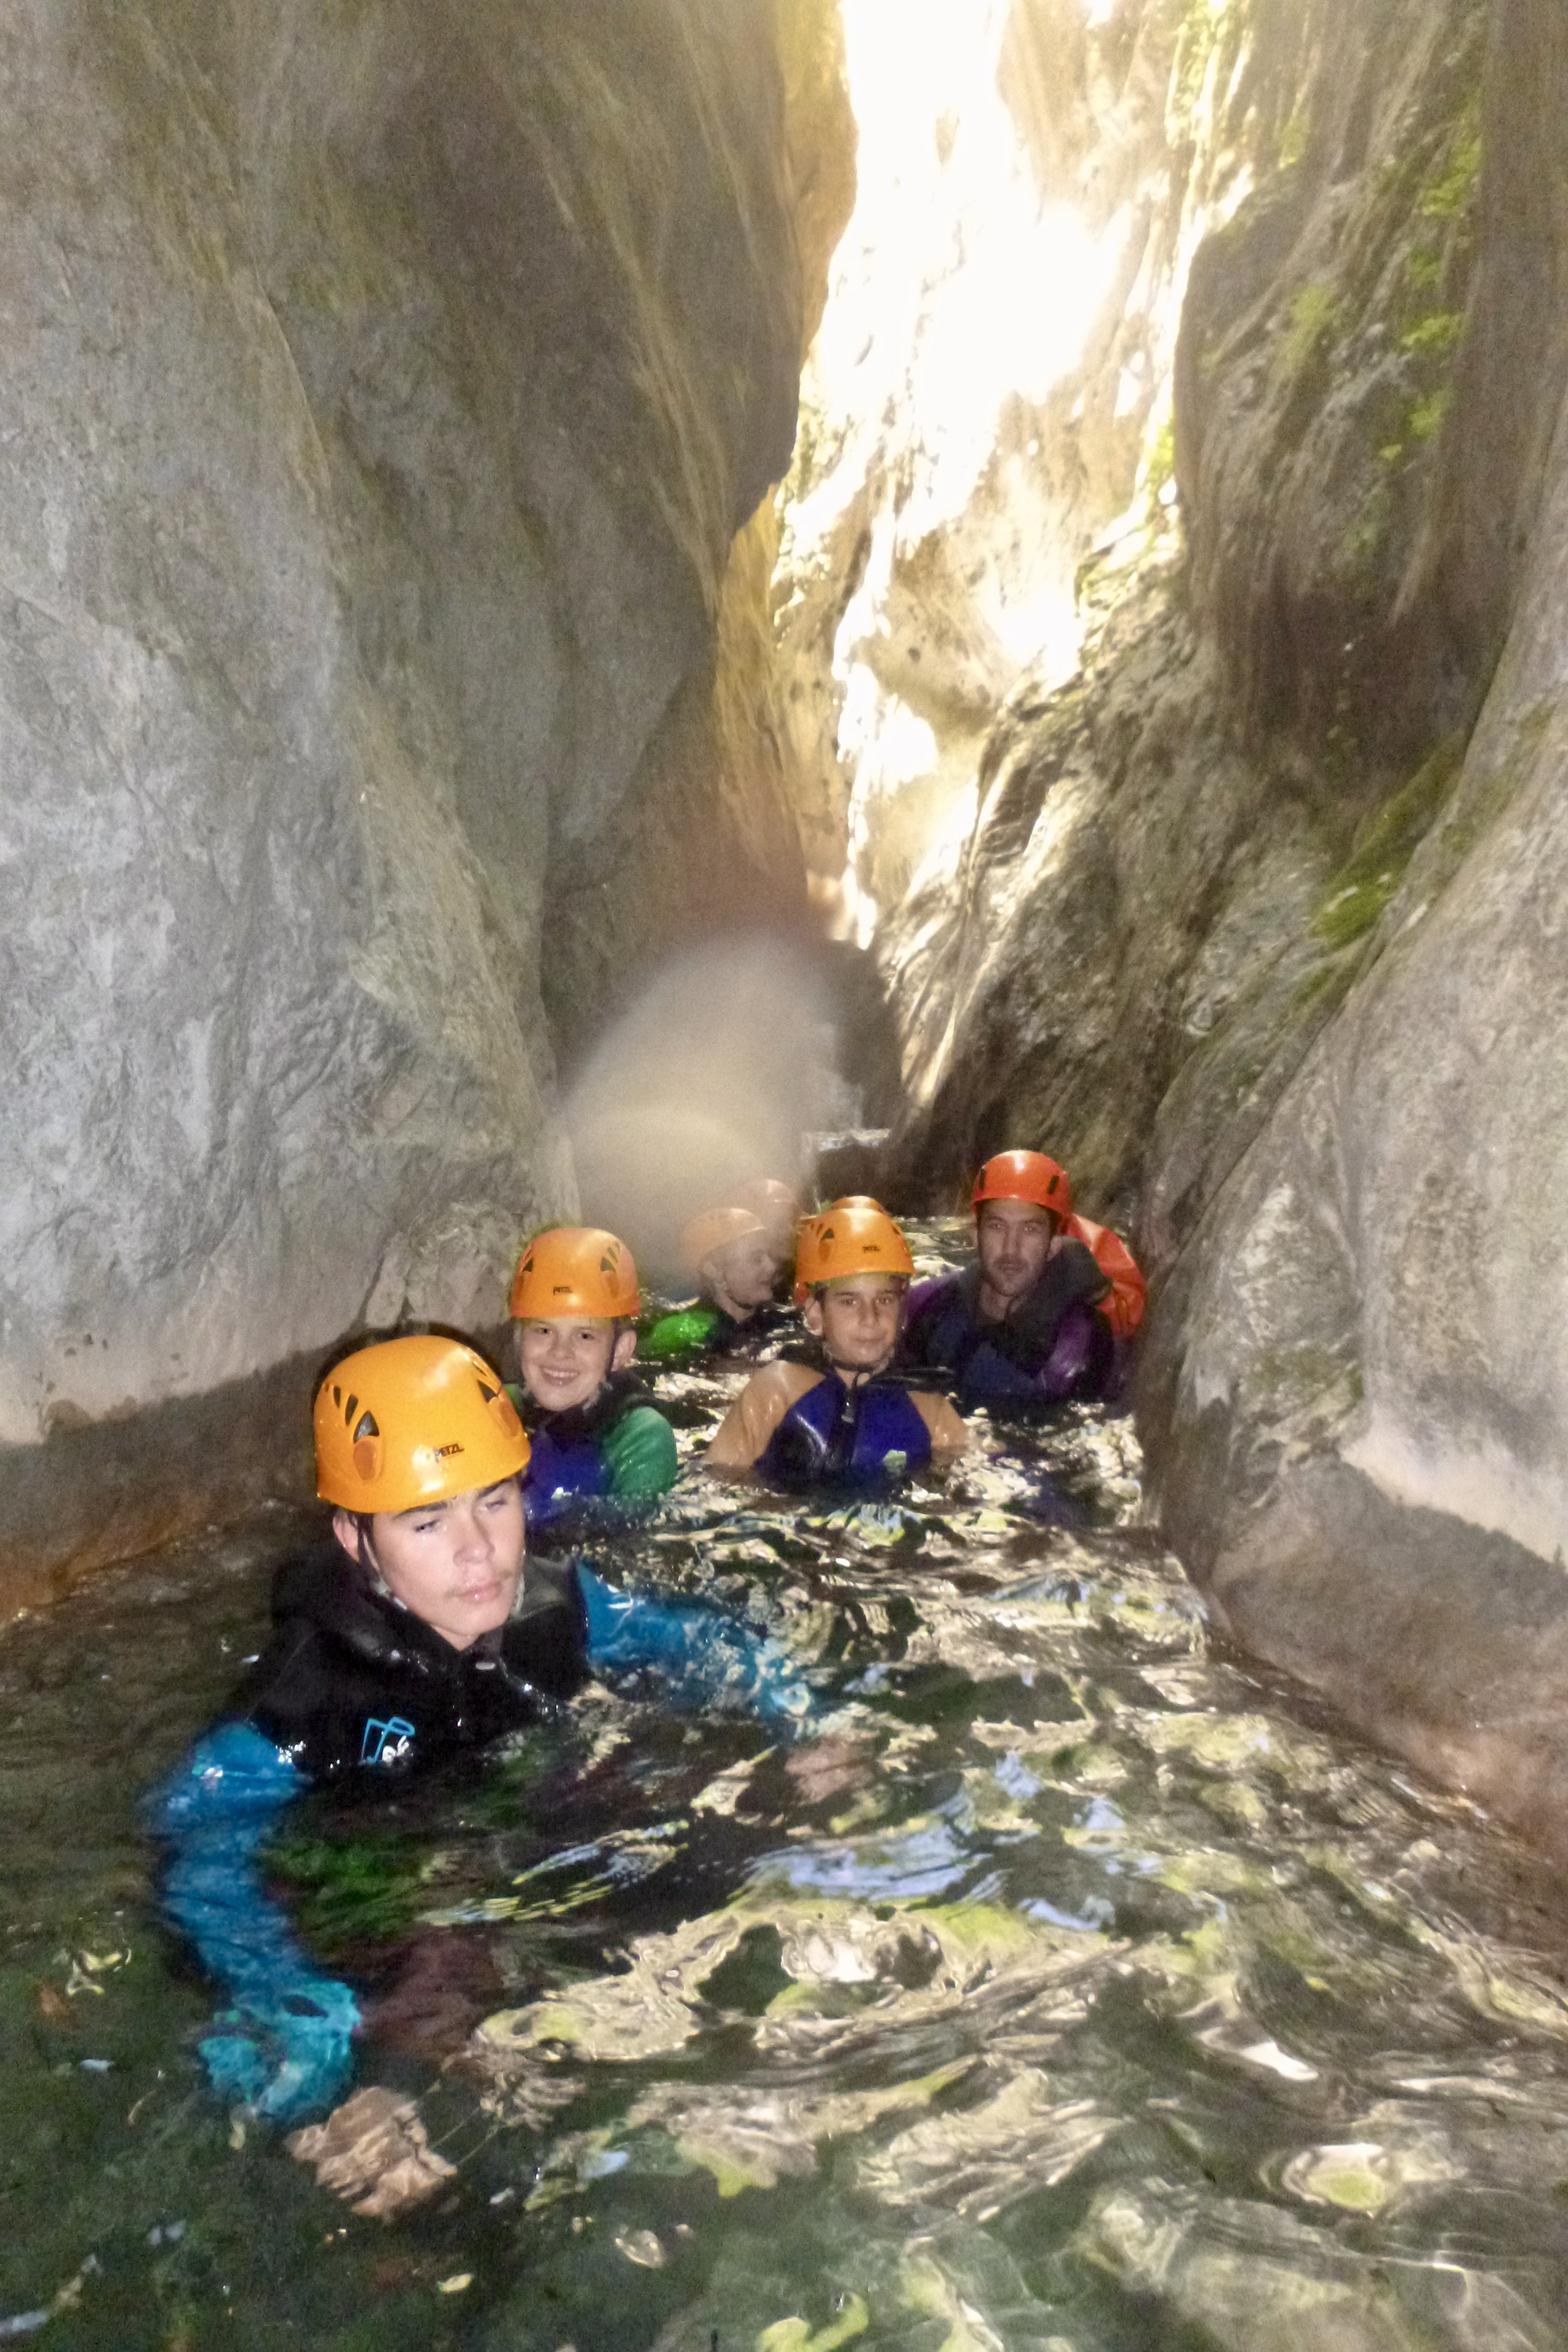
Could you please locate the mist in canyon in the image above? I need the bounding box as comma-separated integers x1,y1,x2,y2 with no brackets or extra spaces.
5,0,1568,1856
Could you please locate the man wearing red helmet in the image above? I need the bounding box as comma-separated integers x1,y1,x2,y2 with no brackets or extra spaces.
901,1151,1142,1410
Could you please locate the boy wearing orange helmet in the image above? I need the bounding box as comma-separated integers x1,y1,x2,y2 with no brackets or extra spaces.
145,1333,813,2127
507,1227,678,1533
901,1151,1145,1409
641,1204,792,1365
707,1203,967,1485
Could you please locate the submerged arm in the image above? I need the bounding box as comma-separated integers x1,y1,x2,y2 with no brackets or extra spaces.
577,1564,816,1729
143,1720,359,2123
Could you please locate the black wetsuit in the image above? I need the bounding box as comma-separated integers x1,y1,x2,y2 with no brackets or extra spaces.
234,1541,589,1781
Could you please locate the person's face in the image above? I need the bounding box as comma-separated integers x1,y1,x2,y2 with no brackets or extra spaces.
334,1480,525,1651
976,1198,1058,1302
706,1232,780,1313
515,1317,634,1412
804,1272,905,1370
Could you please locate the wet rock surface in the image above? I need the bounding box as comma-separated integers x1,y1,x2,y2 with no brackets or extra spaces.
833,0,1568,1846
0,0,838,1596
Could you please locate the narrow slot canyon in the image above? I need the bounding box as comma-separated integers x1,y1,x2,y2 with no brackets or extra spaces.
8,1,1568,2340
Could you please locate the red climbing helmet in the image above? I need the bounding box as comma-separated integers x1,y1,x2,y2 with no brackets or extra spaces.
971,1150,1072,1224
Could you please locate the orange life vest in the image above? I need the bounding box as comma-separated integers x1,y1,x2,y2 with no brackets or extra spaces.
1068,1215,1146,1339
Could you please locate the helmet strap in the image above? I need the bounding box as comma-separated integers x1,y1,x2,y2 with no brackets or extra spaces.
352,1515,400,1605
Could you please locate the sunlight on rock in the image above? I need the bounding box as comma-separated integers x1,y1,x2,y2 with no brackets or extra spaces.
776,0,1260,939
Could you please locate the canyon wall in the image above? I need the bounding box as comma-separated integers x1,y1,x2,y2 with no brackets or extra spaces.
0,0,843,1599
1149,0,1568,1856
809,0,1568,1848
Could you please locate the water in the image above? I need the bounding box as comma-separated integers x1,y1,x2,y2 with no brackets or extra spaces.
5,1224,1568,2349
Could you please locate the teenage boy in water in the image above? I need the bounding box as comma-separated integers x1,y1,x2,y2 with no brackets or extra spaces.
901,1150,1145,1409
507,1226,678,1534
706,1202,967,1485
145,1334,812,2126
641,1204,792,1365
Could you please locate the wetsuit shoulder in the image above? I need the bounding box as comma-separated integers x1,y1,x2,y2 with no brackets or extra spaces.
1055,1235,1112,1303
640,1302,719,1362
505,1556,590,1698
900,1269,973,1371
600,1401,678,1498
911,1389,970,1459
706,1360,820,1474
229,1612,369,1781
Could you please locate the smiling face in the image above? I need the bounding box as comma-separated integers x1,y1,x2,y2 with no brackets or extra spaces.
804,1271,906,1373
515,1316,635,1414
704,1231,781,1317
976,1197,1058,1312
334,1479,525,1651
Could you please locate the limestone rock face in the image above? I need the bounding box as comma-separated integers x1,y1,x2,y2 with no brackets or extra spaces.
1144,0,1568,1850
854,0,1568,1847
772,0,1261,939
0,0,822,1591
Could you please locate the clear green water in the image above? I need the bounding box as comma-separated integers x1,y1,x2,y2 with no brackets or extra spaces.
6,1225,1568,2349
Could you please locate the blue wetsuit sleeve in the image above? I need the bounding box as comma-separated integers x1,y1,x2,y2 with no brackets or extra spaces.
577,1567,815,1730
143,1721,359,2123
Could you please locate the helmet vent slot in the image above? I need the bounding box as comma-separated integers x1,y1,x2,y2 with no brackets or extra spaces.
352,1410,379,1442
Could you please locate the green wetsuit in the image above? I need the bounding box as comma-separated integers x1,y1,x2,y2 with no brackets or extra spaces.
641,1297,792,1366
505,1375,678,1534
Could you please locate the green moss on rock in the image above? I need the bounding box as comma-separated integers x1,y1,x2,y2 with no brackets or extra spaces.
1311,737,1465,948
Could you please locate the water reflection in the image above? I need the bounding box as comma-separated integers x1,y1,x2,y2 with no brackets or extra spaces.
1,1229,1567,2346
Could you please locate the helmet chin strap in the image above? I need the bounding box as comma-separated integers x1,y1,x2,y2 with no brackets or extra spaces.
353,1520,400,1605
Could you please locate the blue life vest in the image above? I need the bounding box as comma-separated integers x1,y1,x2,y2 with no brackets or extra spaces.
524,1421,614,1531
757,1368,934,1489
518,1374,652,1534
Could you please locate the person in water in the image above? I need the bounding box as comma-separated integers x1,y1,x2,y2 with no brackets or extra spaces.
706,1202,967,1486
900,1150,1145,1409
508,1225,678,1535
641,1204,792,1365
735,1177,804,1296
144,1334,813,2126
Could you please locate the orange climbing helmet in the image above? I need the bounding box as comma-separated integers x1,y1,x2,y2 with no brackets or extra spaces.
314,1334,529,1515
972,1150,1073,1224
795,1202,914,1294
736,1177,802,1226
509,1226,642,1321
679,1204,769,1275
826,1194,887,1214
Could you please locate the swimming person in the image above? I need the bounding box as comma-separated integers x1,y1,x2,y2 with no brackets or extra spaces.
640,1205,792,1365
507,1226,678,1536
706,1202,967,1487
736,1175,804,1298
144,1335,814,2125
900,1150,1145,1409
